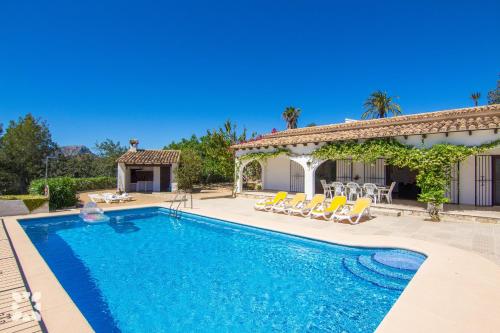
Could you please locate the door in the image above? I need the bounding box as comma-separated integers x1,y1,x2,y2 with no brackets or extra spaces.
494,156,500,205
475,155,493,206
290,160,305,193
160,165,171,192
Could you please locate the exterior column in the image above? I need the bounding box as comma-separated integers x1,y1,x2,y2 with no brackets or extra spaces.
290,155,321,199
117,162,127,192
235,159,253,194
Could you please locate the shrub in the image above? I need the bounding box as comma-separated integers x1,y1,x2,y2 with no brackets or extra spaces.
29,177,116,210
29,177,77,210
0,194,48,212
72,177,116,192
175,149,202,191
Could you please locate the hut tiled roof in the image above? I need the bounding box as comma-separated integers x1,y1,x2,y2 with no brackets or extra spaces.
117,150,181,165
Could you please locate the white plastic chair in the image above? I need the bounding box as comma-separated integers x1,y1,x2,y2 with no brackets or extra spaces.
320,179,333,199
346,182,361,201
331,182,345,197
379,182,396,204
363,183,378,204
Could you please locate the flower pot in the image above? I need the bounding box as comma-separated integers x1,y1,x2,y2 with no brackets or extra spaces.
426,202,443,222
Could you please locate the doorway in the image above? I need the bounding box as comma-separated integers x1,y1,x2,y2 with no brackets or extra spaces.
160,165,171,192
386,165,420,200
494,156,500,205
315,160,336,194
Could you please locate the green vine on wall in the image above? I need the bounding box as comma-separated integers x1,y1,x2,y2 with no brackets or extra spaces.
238,148,290,162
313,138,500,220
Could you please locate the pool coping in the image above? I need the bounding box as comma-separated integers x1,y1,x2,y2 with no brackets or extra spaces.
3,203,500,333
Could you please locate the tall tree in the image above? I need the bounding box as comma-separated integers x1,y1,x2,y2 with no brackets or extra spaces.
165,120,251,184
282,106,301,129
94,139,127,177
470,92,481,106
0,114,57,193
488,75,500,105
362,91,402,119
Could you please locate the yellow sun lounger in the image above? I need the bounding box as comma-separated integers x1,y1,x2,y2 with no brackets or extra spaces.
288,194,325,217
254,191,288,211
310,196,347,220
333,197,372,224
273,193,307,214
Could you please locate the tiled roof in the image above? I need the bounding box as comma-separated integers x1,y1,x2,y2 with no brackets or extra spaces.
117,150,181,165
232,105,500,149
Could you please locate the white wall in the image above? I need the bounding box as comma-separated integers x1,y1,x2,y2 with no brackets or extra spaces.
153,166,161,192
459,146,500,205
262,155,291,191
396,129,499,148
117,163,127,191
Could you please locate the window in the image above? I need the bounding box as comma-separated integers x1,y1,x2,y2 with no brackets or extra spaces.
130,169,153,183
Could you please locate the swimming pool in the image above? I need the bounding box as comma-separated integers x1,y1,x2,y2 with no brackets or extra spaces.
20,207,425,332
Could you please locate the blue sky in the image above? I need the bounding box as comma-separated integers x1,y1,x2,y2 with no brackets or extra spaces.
1,0,499,149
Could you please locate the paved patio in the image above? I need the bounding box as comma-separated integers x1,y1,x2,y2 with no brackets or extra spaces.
3,196,500,332
77,187,233,208
240,191,500,222
0,222,43,333
188,197,500,265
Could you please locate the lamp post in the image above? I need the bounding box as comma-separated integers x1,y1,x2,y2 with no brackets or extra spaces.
44,155,57,196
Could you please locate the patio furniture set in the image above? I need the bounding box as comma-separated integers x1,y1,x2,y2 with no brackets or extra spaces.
320,180,396,204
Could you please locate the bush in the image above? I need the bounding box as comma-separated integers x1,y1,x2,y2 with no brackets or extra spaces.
72,177,116,191
29,177,116,209
175,150,202,191
29,177,77,210
0,194,48,212
29,176,116,210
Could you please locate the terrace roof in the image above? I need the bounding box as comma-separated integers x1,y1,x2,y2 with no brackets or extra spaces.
231,105,500,149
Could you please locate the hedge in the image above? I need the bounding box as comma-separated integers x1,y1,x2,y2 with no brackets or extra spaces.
29,177,116,210
72,177,116,192
29,177,77,210
0,195,48,212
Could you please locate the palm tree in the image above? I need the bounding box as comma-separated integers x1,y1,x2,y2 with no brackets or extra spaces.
282,106,301,129
470,92,481,106
362,91,402,119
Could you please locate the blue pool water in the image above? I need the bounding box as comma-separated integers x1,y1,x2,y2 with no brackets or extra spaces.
20,207,425,332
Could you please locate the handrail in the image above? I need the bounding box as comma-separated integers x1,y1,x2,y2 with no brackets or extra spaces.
169,191,187,218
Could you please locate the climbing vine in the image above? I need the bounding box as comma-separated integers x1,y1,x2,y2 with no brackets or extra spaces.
313,138,500,220
238,148,290,162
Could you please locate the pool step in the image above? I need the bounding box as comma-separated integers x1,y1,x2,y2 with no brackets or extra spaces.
357,255,414,281
342,257,408,291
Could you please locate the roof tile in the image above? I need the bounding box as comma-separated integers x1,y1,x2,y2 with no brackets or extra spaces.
116,150,180,165
232,105,500,149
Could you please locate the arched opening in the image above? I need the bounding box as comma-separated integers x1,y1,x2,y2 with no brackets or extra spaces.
242,160,262,191
386,165,420,200
314,160,337,194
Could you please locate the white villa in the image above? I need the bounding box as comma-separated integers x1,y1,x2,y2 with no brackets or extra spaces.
233,105,500,206
116,141,179,193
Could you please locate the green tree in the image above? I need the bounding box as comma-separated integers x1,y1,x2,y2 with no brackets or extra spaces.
0,114,57,193
165,135,202,154
362,91,402,119
166,120,250,184
175,149,203,191
94,139,127,177
488,75,500,105
470,92,481,106
50,154,101,178
282,106,301,129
